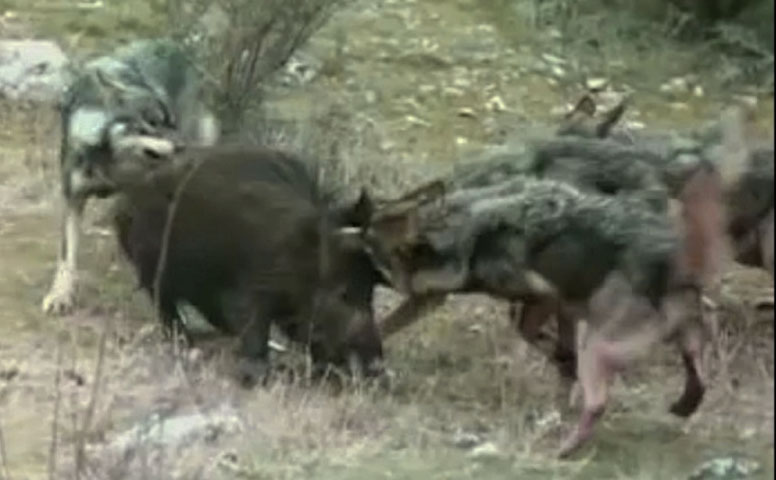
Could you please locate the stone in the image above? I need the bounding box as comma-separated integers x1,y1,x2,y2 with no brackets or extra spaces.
541,53,566,65
97,405,243,457
485,95,506,113
468,441,502,460
0,40,71,103
688,456,761,480
457,107,477,118
452,430,482,449
586,77,608,91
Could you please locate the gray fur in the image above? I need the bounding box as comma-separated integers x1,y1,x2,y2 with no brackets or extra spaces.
393,175,678,303
43,38,219,315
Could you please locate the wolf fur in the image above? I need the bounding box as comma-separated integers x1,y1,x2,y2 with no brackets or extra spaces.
363,166,726,457
42,39,219,315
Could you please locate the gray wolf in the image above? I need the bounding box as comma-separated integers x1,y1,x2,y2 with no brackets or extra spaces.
42,38,219,315
359,165,726,457
550,98,774,277
111,144,385,386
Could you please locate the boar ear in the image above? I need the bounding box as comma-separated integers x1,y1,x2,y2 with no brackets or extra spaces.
595,95,629,138
349,188,375,227
566,93,597,120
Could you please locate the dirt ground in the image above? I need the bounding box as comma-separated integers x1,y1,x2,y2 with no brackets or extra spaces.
0,0,773,479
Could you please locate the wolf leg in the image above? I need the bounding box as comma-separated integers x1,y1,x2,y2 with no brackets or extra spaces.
668,291,707,417
558,333,614,458
42,196,86,315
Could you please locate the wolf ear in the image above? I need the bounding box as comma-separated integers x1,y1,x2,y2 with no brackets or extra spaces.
94,68,134,106
595,95,629,138
350,188,375,227
567,93,597,119
369,207,422,252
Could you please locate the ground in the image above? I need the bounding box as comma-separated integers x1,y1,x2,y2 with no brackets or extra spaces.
0,0,773,479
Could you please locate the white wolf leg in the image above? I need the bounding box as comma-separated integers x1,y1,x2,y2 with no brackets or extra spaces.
42,197,85,315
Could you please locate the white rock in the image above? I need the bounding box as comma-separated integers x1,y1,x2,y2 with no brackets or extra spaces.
457,107,477,118
541,53,566,65
550,65,566,78
586,77,608,91
485,95,507,112
0,40,70,103
468,442,502,459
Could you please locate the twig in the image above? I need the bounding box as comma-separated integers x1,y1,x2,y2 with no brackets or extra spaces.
47,336,64,480
152,155,206,354
74,321,110,477
0,416,11,480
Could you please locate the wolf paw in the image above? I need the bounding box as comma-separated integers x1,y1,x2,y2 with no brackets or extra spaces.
42,267,78,315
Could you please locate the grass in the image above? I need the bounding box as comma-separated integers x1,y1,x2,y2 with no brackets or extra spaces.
0,1,772,479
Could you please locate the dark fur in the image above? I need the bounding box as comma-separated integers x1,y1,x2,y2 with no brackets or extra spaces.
112,145,384,385
365,168,725,456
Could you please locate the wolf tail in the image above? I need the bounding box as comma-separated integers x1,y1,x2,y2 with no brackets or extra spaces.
676,163,728,284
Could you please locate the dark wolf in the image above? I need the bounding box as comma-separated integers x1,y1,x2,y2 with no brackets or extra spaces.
450,96,671,214
111,144,385,386
359,165,727,457
42,39,219,315
544,99,774,277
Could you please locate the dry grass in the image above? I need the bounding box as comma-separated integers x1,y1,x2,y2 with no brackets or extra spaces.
0,1,772,479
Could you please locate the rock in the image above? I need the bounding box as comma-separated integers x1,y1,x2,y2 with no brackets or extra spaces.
0,40,70,103
688,456,761,480
96,405,242,457
670,102,689,111
451,430,482,449
586,77,608,91
457,107,477,118
405,115,430,127
550,65,566,79
467,324,485,334
468,441,502,460
660,76,690,96
734,95,758,108
280,52,322,86
453,76,471,88
442,86,465,98
485,95,506,113
547,28,563,40
541,53,566,65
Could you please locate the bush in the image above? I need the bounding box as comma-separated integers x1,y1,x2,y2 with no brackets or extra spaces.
166,0,349,135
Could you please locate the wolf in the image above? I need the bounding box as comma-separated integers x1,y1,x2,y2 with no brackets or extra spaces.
548,98,774,277
359,164,727,457
41,39,219,315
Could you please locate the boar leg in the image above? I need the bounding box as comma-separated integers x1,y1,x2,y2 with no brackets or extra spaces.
222,290,271,387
